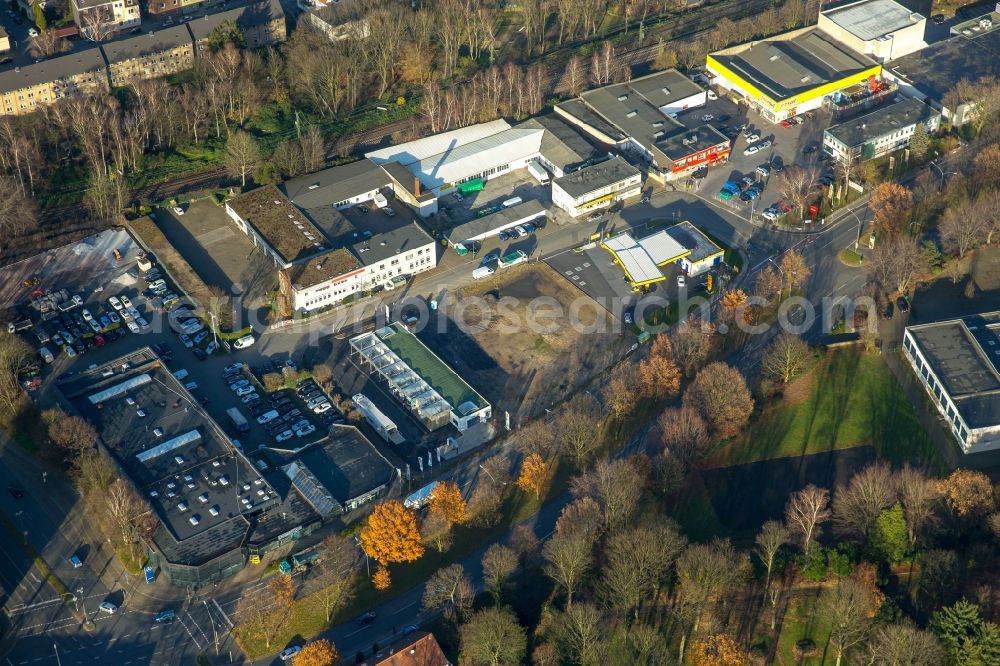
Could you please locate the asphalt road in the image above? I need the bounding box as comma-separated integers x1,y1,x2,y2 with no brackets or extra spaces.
0,181,871,665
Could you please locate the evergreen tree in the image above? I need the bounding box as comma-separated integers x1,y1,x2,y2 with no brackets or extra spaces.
930,600,1000,665
910,122,929,160
872,503,909,564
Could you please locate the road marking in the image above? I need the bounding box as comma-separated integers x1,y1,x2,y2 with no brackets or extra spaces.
176,613,202,650
394,600,418,615
211,598,234,629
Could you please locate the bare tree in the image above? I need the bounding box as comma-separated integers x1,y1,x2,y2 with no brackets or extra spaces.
821,576,877,666
833,462,896,542
422,510,454,555
0,175,40,249
778,249,810,294
561,55,586,97
234,583,289,650
761,334,812,385
785,484,831,551
670,317,716,378
554,497,603,543
868,182,914,237
894,465,940,549
314,534,359,621
481,544,518,604
600,521,686,619
516,419,558,458
755,520,789,629
602,363,639,420
105,477,155,556
0,332,33,415
866,622,947,666
675,539,748,662
543,531,594,608
868,234,926,295
225,130,260,189
554,603,605,665
569,458,643,532
30,29,70,57
42,409,97,463
939,195,987,257
683,362,754,438
655,405,710,472
777,166,819,220
422,564,474,622
558,393,604,468
459,606,527,666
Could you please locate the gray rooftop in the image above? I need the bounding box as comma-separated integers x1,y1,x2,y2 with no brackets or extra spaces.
656,125,731,161
348,222,433,267
101,25,193,64
712,28,877,101
186,0,285,42
516,115,599,171
626,68,705,108
664,221,724,263
580,83,676,160
60,350,307,566
886,35,1000,104
908,313,1000,430
825,98,938,147
282,159,391,211
555,99,627,143
284,426,394,508
553,157,641,199
0,47,106,93
447,200,547,244
822,0,924,42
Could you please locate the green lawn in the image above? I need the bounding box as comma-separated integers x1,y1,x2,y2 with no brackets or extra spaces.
774,591,835,665
711,348,942,470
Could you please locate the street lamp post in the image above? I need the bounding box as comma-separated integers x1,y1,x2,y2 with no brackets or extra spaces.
208,311,218,349
53,643,61,666
929,161,957,189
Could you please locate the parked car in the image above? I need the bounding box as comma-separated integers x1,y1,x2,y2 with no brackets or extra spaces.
109,296,123,311
275,429,295,442
896,296,910,313
744,145,759,156
280,646,302,661
179,333,194,349
98,602,118,614
224,362,244,374
229,379,250,391
312,402,332,414
295,424,316,437
241,392,260,404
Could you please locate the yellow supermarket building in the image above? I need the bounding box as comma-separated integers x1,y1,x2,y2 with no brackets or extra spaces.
707,27,882,123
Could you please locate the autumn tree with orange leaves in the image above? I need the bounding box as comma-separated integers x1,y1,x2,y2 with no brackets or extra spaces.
868,182,913,237
360,500,424,566
429,480,468,525
372,566,392,590
689,633,749,666
293,638,340,666
638,335,681,401
516,454,549,500
937,469,995,520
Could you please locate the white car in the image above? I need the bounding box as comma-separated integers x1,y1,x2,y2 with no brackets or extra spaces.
229,379,250,391
746,133,760,143
279,646,302,661
109,296,123,311
135,317,149,329
126,320,140,333
312,401,332,414
744,145,759,156
193,330,209,345
173,206,185,216
27,28,38,38
81,309,93,322
224,362,244,374
240,392,260,404
707,90,718,100
120,295,133,308
761,210,778,221
179,333,194,349
64,345,77,358
275,429,295,442
72,294,84,306
233,334,255,349
125,306,140,320
295,424,316,437
236,386,255,397
701,114,714,122
758,140,772,150
205,341,218,355
98,602,117,614
88,319,102,334
677,274,686,287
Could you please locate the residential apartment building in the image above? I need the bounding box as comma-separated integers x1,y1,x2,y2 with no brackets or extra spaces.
551,157,643,217
0,0,287,117
822,97,939,163
71,0,141,41
0,48,109,116
187,0,287,54
102,25,195,87
147,0,222,17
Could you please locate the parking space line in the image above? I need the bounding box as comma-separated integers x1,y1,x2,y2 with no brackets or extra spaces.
175,613,202,650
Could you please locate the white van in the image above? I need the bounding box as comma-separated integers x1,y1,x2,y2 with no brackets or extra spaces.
472,265,495,280
256,410,279,425
233,334,255,350
502,197,523,208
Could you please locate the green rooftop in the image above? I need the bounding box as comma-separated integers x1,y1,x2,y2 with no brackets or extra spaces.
380,323,488,410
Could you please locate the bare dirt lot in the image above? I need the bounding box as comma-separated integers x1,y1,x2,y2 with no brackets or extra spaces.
417,263,632,422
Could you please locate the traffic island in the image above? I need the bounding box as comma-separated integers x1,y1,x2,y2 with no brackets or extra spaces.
839,248,864,266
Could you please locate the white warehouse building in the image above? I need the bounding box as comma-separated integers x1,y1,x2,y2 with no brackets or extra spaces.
366,120,545,196
817,0,926,62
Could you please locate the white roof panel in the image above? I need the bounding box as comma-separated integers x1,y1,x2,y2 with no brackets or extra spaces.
603,233,663,284
638,229,690,265
366,119,511,167
412,128,544,189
